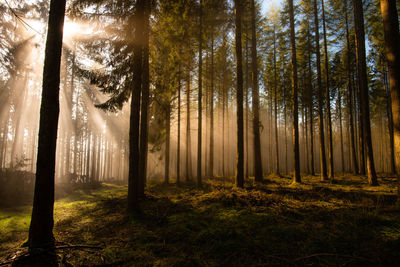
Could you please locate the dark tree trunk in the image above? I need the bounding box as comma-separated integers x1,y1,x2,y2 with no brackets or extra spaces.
272,25,280,177
339,90,345,173
197,0,203,188
28,0,66,250
380,0,400,194
250,0,263,181
209,32,214,179
186,66,192,181
139,2,150,197
177,64,181,184
289,0,301,183
307,35,315,176
128,0,145,211
165,104,171,184
353,0,378,185
234,0,244,188
384,67,396,175
345,1,359,174
313,0,328,181
321,0,334,181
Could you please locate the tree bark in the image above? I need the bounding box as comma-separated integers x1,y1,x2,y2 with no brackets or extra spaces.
234,0,244,188
345,0,359,174
321,0,334,180
209,32,214,179
128,0,145,211
28,0,66,250
313,0,328,181
165,104,171,184
380,0,400,193
197,0,203,188
250,0,263,181
272,25,280,177
289,0,301,183
353,0,378,185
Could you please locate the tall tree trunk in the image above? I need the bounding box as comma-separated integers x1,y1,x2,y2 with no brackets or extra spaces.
307,34,315,176
272,25,280,177
186,66,192,181
197,0,203,188
284,103,288,174
250,0,263,181
209,32,214,179
234,0,244,188
139,1,150,197
353,0,378,185
289,0,301,183
345,0,359,174
339,89,345,173
222,84,226,177
321,0,334,180
165,104,171,184
177,65,181,184
380,0,400,194
128,0,145,211
384,66,396,174
313,0,328,180
28,0,66,250
86,131,91,181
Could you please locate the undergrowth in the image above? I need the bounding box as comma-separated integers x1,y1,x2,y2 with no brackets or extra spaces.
0,174,399,266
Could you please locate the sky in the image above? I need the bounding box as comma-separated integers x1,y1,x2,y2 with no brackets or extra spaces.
261,0,284,15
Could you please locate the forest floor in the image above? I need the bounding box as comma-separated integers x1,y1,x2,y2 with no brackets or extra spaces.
1,174,400,266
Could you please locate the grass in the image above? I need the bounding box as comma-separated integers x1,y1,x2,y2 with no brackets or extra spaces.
0,174,399,266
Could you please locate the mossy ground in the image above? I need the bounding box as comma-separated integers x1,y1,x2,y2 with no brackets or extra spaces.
1,174,399,266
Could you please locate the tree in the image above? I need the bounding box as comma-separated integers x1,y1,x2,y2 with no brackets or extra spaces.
288,0,301,183
197,0,203,188
138,0,151,197
379,0,400,194
235,0,244,188
345,0,359,175
313,0,328,180
28,0,66,251
321,0,334,180
250,0,263,182
128,0,146,211
352,0,378,185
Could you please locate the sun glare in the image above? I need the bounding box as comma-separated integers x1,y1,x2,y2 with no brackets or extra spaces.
63,20,95,40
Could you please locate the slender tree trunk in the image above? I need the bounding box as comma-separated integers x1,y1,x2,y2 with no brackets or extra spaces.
380,0,400,195
345,1,359,174
96,134,101,181
384,66,396,174
321,0,334,180
272,25,280,177
186,66,192,181
197,0,203,188
222,85,226,177
307,35,315,176
314,0,328,180
28,0,66,250
339,90,345,173
139,1,150,197
165,104,171,184
128,0,145,211
284,103,288,174
177,65,181,184
234,0,244,188
250,0,263,181
353,0,378,185
86,131,91,181
209,32,214,179
288,0,301,183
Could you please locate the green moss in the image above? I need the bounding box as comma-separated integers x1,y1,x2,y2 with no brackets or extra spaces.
1,176,400,266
